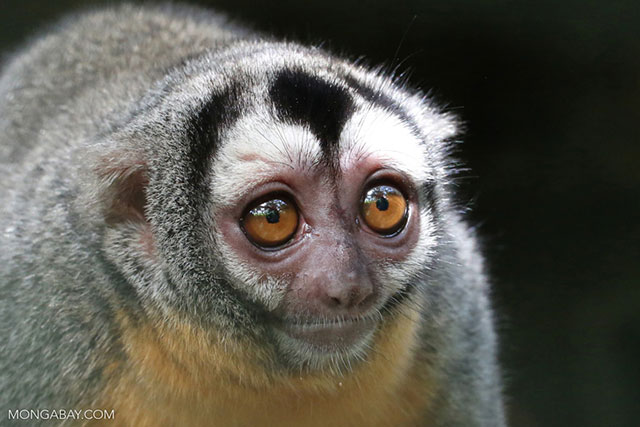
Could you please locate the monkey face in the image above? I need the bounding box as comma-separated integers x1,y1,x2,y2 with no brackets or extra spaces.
202,53,455,369
214,147,423,364
99,43,456,371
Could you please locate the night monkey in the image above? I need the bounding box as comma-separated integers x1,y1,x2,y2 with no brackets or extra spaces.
0,4,505,426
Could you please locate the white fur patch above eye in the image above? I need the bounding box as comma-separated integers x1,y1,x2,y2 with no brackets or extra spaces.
210,114,321,207
339,107,433,183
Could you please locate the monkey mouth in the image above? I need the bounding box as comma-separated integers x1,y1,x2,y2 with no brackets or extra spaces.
274,316,378,353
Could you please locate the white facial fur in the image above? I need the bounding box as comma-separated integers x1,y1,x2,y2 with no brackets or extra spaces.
209,101,446,312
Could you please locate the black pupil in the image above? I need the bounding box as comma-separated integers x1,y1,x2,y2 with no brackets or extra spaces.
266,209,280,223
376,197,389,211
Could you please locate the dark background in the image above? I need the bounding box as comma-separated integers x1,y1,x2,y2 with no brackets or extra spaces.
2,0,638,425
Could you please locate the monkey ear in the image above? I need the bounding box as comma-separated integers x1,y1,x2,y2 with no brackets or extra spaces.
92,151,149,226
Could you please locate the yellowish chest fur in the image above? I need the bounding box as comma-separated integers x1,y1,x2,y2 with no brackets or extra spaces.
91,307,433,427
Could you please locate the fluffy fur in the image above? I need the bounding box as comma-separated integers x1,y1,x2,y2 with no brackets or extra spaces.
0,4,504,426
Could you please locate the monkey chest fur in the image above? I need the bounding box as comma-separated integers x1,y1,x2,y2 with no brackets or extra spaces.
90,308,434,427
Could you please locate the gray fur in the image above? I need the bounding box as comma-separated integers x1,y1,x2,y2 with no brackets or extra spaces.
0,4,504,426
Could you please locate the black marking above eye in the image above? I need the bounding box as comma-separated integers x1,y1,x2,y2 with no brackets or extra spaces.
187,86,240,189
269,69,355,163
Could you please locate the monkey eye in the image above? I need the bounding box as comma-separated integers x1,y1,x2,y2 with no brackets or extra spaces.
360,184,408,236
241,196,299,248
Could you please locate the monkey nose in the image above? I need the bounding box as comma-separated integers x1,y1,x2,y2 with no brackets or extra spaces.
324,279,374,311
287,271,377,319
292,240,377,317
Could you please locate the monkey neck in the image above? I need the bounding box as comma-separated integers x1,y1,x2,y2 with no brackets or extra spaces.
93,306,434,427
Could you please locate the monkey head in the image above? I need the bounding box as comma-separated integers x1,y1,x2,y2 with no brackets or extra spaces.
93,42,457,373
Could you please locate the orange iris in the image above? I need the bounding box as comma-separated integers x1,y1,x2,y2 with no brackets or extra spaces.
242,198,299,247
361,185,408,235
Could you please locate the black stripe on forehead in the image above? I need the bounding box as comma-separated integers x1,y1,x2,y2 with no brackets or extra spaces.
187,85,240,188
269,69,355,163
158,85,241,274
